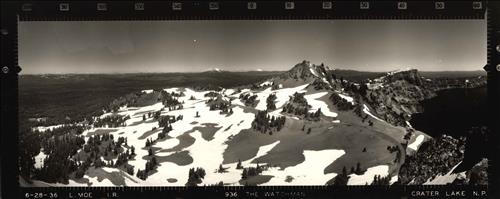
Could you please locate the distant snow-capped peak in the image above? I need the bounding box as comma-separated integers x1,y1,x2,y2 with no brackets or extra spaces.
206,68,224,72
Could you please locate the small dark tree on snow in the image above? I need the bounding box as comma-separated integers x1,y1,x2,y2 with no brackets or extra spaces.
130,145,135,156
307,127,312,134
186,167,206,186
362,147,367,152
195,111,200,118
145,139,151,147
218,164,226,173
236,159,243,169
151,157,158,166
148,148,153,156
143,114,146,121
241,168,248,179
355,162,363,175
332,166,349,185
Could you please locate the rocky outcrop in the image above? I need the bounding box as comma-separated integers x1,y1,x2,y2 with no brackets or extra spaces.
363,69,435,126
276,60,335,87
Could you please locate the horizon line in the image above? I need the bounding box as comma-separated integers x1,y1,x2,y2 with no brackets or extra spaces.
19,69,486,75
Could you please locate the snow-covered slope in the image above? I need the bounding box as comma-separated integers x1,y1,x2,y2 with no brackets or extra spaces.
26,61,413,187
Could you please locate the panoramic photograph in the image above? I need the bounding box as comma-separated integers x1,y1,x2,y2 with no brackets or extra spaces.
18,19,488,186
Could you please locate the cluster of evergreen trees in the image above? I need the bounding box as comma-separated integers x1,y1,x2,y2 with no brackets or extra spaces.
280,92,321,121
332,163,366,186
105,90,174,113
105,91,145,113
158,115,176,128
40,127,85,155
371,175,391,185
19,127,42,182
251,111,286,134
387,145,399,153
142,111,159,121
329,93,355,111
136,157,158,180
310,78,330,90
332,166,350,185
158,125,172,140
33,128,137,183
266,93,277,111
219,108,234,115
349,162,365,175
204,91,219,98
93,115,130,128
239,93,258,107
352,102,373,126
282,104,322,121
34,132,86,183
186,167,206,186
159,90,183,111
290,92,308,105
145,138,155,147
155,114,180,140
207,96,231,112
241,164,264,179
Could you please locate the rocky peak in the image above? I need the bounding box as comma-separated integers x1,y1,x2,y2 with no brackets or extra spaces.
383,68,423,86
280,60,332,83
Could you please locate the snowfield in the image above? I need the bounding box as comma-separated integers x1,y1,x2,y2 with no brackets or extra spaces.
214,141,281,185
407,135,425,151
259,81,273,87
34,150,47,169
347,165,389,185
244,84,309,112
423,162,463,185
363,104,384,122
337,93,354,105
304,92,338,117
28,80,408,186
33,124,66,133
263,149,345,185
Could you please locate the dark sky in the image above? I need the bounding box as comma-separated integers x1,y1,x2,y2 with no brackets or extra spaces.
19,20,486,74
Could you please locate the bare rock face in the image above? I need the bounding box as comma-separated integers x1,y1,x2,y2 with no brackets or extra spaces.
280,60,332,83
383,69,424,86
364,69,436,126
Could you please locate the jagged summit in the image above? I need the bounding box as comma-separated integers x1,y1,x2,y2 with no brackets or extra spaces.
279,60,333,82
251,60,335,89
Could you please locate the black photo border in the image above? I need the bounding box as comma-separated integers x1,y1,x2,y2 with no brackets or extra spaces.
1,1,499,199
